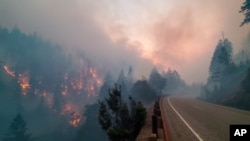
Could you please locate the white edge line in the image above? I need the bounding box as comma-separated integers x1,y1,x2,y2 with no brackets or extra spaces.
167,97,204,141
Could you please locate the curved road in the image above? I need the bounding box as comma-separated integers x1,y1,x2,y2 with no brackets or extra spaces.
161,96,250,141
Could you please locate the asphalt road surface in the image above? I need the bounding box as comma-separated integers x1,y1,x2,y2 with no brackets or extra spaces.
161,96,250,141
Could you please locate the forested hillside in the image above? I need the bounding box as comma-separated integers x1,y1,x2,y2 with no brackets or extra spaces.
200,36,250,110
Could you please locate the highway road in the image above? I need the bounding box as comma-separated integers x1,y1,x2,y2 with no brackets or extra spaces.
161,96,250,141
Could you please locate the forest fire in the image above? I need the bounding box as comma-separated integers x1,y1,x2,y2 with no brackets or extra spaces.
64,66,103,97
62,103,82,127
61,85,68,96
70,112,81,127
3,61,103,128
3,65,15,77
58,65,103,127
18,72,30,95
89,67,103,86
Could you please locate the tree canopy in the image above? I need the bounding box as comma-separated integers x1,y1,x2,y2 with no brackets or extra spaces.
131,79,157,105
239,0,250,26
3,114,34,141
148,68,166,94
98,84,146,141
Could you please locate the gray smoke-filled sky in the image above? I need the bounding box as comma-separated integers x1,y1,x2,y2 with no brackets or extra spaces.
0,0,249,83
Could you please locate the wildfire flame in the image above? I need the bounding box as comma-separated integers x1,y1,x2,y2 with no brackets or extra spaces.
18,72,30,95
3,60,103,128
70,112,81,127
58,65,103,127
61,103,82,127
89,67,102,86
3,65,15,77
65,66,103,97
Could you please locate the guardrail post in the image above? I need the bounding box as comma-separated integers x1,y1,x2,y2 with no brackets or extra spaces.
152,114,158,137
158,116,163,129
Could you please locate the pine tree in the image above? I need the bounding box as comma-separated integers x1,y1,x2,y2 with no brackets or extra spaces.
100,72,113,99
209,38,232,82
117,69,129,97
98,101,112,131
131,79,157,104
239,0,250,26
3,114,34,141
74,104,108,141
242,68,250,94
106,85,122,124
98,84,146,141
148,68,166,94
129,98,146,140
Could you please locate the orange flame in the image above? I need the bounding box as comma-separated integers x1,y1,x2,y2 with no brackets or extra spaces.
70,112,81,127
89,67,103,87
18,72,30,95
66,66,102,97
3,65,15,77
61,103,82,127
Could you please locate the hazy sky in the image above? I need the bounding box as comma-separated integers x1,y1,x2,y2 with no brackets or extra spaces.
0,0,249,83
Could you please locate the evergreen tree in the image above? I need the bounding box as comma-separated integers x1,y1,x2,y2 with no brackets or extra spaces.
117,69,129,97
117,70,126,88
99,101,112,131
100,72,113,99
242,68,250,94
209,38,232,82
3,114,34,141
239,0,250,26
98,84,146,141
74,104,108,141
162,69,186,93
148,68,166,94
126,66,134,93
131,79,157,104
129,97,146,139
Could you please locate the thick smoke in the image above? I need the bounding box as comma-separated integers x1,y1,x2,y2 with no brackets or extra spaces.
1,0,249,83
1,0,250,140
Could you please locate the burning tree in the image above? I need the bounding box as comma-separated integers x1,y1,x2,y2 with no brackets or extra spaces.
0,26,105,140
98,84,146,141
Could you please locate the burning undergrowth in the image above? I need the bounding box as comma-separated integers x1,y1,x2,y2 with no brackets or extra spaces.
0,27,103,131
2,61,103,127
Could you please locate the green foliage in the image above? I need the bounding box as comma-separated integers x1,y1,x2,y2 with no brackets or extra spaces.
98,84,146,141
3,114,34,141
131,79,157,105
162,69,187,93
99,101,112,131
221,68,250,110
99,72,113,99
242,68,250,93
107,126,130,141
74,104,108,141
106,86,121,120
149,68,166,94
130,101,146,136
119,103,130,129
239,0,250,26
209,39,232,82
201,37,250,111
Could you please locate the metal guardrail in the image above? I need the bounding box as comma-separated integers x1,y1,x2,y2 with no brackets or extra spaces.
151,97,169,141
